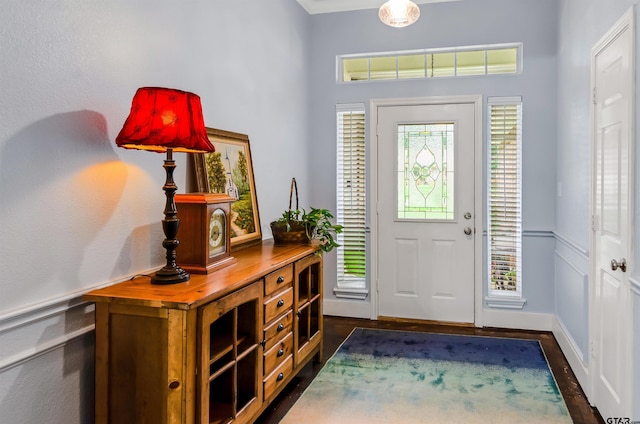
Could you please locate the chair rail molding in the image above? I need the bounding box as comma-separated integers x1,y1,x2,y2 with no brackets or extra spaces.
553,231,589,258
0,290,95,372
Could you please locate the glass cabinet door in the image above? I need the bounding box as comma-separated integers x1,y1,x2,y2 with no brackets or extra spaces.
294,254,323,366
199,283,263,424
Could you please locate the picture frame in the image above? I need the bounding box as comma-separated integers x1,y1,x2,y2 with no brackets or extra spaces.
192,128,262,251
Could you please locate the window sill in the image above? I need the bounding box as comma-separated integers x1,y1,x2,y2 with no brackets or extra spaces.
484,296,527,310
333,287,369,301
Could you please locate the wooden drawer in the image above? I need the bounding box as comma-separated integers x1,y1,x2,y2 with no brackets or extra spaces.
263,311,293,351
264,264,293,296
263,355,293,401
264,287,293,324
263,332,293,376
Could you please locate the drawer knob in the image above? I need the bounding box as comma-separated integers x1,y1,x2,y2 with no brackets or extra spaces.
277,348,284,357
277,276,285,284
168,380,180,390
277,299,285,307
277,323,285,332
276,372,284,382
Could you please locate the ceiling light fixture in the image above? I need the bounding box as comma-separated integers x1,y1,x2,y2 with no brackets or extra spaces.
379,0,420,28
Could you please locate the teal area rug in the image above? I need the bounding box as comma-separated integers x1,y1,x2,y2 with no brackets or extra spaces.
281,328,572,423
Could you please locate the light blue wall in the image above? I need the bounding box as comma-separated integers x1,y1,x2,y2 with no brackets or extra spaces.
556,0,636,247
0,0,311,316
308,0,558,314
0,1,310,423
556,0,639,418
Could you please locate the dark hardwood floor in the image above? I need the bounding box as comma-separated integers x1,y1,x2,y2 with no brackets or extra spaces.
256,316,604,424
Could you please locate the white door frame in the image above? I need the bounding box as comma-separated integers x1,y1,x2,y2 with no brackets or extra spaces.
588,6,635,415
369,95,484,325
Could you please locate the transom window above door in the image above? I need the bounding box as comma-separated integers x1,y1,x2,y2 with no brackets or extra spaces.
338,43,522,83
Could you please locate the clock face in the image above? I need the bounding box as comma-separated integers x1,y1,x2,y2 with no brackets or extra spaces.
209,208,226,257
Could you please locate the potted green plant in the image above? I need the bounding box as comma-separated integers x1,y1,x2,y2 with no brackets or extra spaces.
270,178,343,253
271,207,343,253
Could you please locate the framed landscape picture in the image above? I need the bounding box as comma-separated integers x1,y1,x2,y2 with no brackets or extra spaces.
192,128,261,250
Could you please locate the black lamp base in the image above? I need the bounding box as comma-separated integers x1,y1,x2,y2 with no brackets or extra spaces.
151,265,190,285
150,148,190,285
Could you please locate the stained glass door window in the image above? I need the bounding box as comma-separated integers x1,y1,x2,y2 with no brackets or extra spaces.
396,123,455,220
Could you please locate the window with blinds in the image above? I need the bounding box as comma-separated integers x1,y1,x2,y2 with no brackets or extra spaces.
336,105,367,293
488,98,522,296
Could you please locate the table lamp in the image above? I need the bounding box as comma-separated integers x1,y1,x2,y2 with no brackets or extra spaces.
116,87,215,284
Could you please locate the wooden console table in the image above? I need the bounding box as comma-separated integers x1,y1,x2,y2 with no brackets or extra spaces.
84,241,323,424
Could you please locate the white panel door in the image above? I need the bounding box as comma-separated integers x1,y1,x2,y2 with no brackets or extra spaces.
591,9,634,420
377,103,475,323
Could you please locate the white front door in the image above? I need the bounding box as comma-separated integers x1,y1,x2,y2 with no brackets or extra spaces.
591,9,634,420
376,102,476,323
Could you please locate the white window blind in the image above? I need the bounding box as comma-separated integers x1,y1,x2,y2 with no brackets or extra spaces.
488,98,522,296
336,105,366,293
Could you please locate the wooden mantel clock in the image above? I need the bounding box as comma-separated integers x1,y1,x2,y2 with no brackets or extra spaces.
176,193,237,273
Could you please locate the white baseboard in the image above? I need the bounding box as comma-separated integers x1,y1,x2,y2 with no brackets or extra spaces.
323,298,372,319
553,316,592,402
324,299,557,329
481,308,554,331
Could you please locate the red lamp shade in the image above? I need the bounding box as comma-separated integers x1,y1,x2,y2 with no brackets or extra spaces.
115,87,215,153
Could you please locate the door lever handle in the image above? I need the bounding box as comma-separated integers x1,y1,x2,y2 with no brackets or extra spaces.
611,258,627,272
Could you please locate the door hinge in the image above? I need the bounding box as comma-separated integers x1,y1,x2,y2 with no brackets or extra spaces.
592,215,599,232
593,87,597,105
